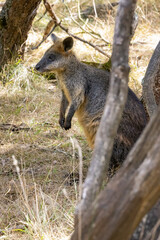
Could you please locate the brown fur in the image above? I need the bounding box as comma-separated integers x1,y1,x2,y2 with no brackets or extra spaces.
35,34,147,175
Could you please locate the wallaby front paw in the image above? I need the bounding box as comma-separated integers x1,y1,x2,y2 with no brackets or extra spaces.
64,121,71,130
59,117,65,128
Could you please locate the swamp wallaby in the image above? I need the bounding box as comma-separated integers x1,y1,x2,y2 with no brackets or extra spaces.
35,34,147,174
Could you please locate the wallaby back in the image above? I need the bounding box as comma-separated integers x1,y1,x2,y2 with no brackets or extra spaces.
35,34,147,175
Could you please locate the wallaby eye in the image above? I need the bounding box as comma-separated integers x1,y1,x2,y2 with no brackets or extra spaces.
48,54,55,61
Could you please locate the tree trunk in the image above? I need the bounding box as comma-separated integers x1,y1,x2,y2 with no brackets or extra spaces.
0,0,41,68
153,67,160,105
131,200,160,240
131,41,160,240
142,41,160,117
71,103,160,240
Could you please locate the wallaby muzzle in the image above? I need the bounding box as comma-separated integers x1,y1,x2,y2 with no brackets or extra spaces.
35,58,48,73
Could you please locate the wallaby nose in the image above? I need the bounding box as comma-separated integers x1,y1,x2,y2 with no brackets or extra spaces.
35,63,41,72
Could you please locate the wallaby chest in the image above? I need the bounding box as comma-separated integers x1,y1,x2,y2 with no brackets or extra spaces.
58,71,84,104
58,74,72,103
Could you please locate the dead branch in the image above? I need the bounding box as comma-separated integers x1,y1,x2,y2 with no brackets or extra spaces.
0,123,31,132
74,0,137,220
35,3,54,23
59,24,110,57
43,0,59,23
32,24,58,50
42,19,55,39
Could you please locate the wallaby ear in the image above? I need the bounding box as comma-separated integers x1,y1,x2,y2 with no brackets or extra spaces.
51,33,59,43
63,37,74,52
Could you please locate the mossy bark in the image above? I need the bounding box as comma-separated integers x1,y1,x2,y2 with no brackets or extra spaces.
0,0,41,68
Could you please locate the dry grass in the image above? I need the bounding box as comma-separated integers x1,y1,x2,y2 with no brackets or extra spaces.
0,0,160,239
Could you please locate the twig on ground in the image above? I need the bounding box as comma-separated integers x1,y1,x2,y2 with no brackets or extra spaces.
0,123,31,132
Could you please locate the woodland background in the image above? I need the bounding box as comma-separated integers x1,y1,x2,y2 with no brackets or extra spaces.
0,0,160,239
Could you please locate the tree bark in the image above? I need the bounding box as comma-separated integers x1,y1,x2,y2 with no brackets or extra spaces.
75,0,137,219
131,41,160,240
153,67,160,105
142,41,160,117
131,200,160,240
71,103,160,240
0,0,41,68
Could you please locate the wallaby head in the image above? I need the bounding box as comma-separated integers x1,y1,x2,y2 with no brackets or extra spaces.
35,34,74,73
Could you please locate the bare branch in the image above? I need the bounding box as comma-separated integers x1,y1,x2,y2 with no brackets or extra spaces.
43,19,55,39
31,24,58,50
34,3,54,23
60,24,110,57
75,0,137,218
43,0,59,23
